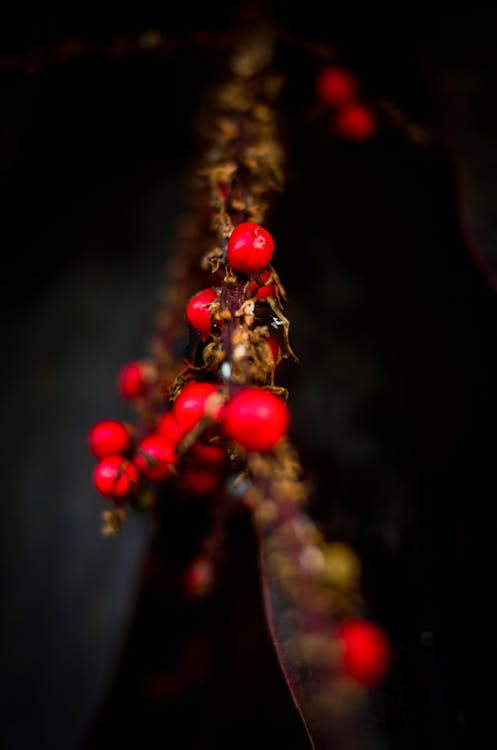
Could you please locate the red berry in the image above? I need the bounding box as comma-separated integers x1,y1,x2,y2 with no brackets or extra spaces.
157,411,184,444
337,619,391,685
218,183,229,202
186,288,218,336
227,222,274,274
334,104,377,142
190,440,226,466
246,270,276,300
181,466,222,495
88,419,131,458
265,336,281,363
118,361,151,399
183,555,214,597
222,387,289,453
316,65,358,108
134,434,179,482
93,455,139,499
173,381,222,434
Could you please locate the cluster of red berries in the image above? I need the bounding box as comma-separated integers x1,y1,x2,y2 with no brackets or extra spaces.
89,379,290,501
185,223,281,370
185,222,278,337
88,219,392,688
89,221,290,504
315,64,377,142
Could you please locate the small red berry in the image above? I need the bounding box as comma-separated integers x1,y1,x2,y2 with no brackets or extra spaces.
183,555,214,597
316,65,358,108
88,419,131,458
334,104,377,142
186,288,218,337
190,440,226,466
222,387,289,453
337,619,391,685
218,183,229,202
227,222,275,274
246,270,276,300
173,381,222,434
93,455,139,499
118,361,153,399
181,466,222,495
157,411,183,444
134,434,179,482
265,336,281,363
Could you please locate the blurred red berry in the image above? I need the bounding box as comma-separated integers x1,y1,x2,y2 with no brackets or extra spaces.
93,455,138,499
265,336,281,363
183,555,214,597
190,440,226,466
134,434,179,482
173,381,222,434
186,288,218,336
337,619,391,685
118,361,150,399
157,411,183,444
181,466,222,495
227,222,274,274
88,419,131,458
222,387,289,452
334,104,377,142
316,65,358,108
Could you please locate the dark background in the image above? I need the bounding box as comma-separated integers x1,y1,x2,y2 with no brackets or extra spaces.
1,3,495,748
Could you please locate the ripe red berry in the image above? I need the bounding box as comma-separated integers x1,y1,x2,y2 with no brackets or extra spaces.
93,455,139,499
181,466,222,495
157,411,184,444
190,440,226,466
265,336,281,363
186,288,218,336
334,104,377,142
134,434,179,482
246,270,276,300
88,419,131,458
316,65,358,108
118,361,152,399
173,381,222,434
222,387,289,453
336,619,391,685
227,222,275,274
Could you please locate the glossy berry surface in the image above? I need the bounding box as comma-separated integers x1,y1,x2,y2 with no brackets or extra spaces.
173,381,221,434
334,104,377,142
88,419,131,458
93,455,139,499
316,65,358,107
227,222,274,274
134,434,179,482
222,387,289,452
186,288,218,336
118,361,148,399
337,619,390,685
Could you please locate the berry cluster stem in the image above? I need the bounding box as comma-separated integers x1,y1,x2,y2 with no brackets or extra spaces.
248,448,379,750
199,29,387,750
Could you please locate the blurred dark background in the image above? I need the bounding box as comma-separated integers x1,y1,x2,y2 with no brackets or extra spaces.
1,3,496,748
